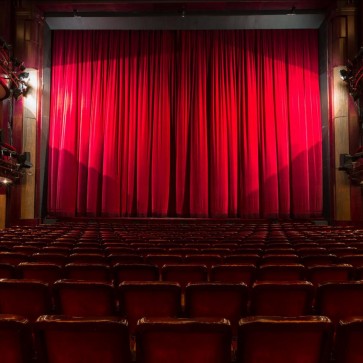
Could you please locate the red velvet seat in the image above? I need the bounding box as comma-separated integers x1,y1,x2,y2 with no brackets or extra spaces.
328,247,358,257
64,263,112,282
114,264,160,285
234,245,262,252
335,318,363,363
296,247,328,256
185,282,248,335
338,254,363,267
41,246,71,254
161,264,208,288
72,247,103,254
250,281,314,316
307,264,354,286
137,248,166,256
0,314,33,363
301,254,337,267
210,264,256,285
18,262,63,284
136,317,232,363
315,281,363,323
118,281,181,336
185,254,222,268
0,252,28,265
0,263,17,279
260,254,300,265
68,253,106,264
144,254,183,268
224,254,260,265
12,245,40,256
53,280,116,316
0,279,51,321
35,315,131,363
105,247,135,255
237,316,333,363
31,253,68,266
257,264,306,281
108,254,144,265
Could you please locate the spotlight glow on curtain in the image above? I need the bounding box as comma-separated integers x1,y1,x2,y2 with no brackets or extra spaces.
48,29,322,218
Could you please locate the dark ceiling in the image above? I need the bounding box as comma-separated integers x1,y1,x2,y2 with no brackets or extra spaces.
34,0,336,15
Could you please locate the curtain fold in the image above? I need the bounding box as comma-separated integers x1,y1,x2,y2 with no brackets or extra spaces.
48,29,322,218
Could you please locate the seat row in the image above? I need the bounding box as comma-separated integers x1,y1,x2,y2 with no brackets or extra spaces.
2,250,363,267
1,260,362,286
0,279,362,331
1,313,362,363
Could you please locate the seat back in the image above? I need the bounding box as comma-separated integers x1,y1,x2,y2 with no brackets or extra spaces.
145,254,183,268
18,262,63,284
301,254,337,267
0,314,33,363
53,280,116,316
68,253,106,264
0,263,16,279
0,252,28,265
161,264,208,288
250,281,314,316
237,316,333,363
31,253,68,266
257,264,305,281
307,264,353,286
35,315,131,363
260,254,300,265
64,263,111,282
136,317,231,363
114,264,159,285
119,281,181,335
0,279,51,321
184,254,222,268
185,282,248,335
210,264,256,285
335,318,363,363
315,282,363,323
108,254,144,265
223,254,260,265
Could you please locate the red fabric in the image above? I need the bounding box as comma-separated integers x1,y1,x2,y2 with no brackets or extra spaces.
48,29,322,218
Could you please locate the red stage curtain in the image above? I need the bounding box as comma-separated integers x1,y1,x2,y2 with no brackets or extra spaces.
48,29,322,218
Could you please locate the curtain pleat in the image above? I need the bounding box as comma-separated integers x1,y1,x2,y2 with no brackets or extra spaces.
48,29,322,218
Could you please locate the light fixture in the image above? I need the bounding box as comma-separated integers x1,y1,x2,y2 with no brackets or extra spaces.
340,69,351,81
0,176,12,185
181,9,186,18
287,6,296,16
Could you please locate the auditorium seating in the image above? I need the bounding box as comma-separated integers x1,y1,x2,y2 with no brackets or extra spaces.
250,281,314,316
315,281,363,323
210,264,256,285
0,314,33,363
1,220,363,361
257,264,305,281
0,263,16,278
236,316,333,363
161,264,208,288
185,282,248,334
307,264,354,285
114,263,160,285
136,317,232,363
335,317,363,363
35,315,131,363
64,263,111,282
18,262,63,284
118,281,182,335
0,279,51,321
53,280,116,316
